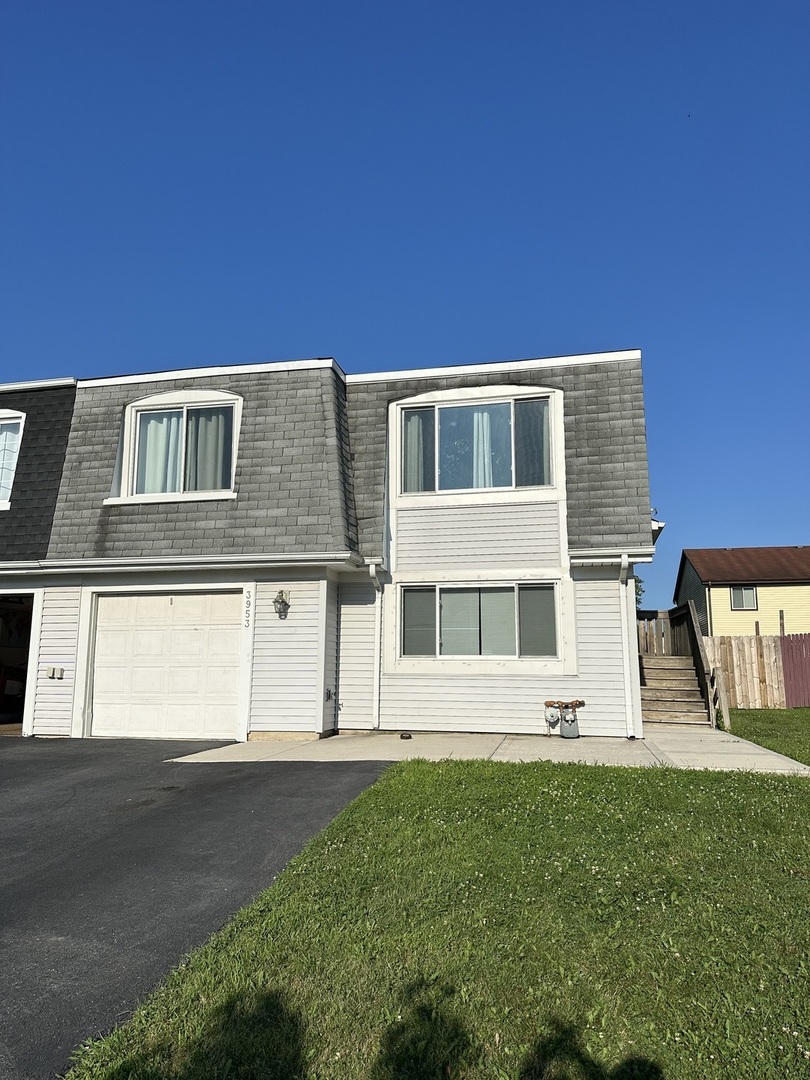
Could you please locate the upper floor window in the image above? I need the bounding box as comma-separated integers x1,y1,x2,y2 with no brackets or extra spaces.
0,410,25,509
401,397,550,493
108,390,242,504
730,585,757,610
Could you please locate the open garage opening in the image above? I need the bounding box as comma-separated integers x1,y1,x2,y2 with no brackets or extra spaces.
0,594,33,735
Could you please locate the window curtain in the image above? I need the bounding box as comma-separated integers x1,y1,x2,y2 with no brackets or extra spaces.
0,420,21,501
403,408,434,492
472,409,492,488
136,410,182,493
185,407,232,491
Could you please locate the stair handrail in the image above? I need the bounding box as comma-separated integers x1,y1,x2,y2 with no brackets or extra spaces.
685,599,716,727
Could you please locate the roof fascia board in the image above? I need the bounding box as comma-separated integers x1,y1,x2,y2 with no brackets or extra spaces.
0,377,76,393
78,358,343,389
345,349,642,384
0,552,363,575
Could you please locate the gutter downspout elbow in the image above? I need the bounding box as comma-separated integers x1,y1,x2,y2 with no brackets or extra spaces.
368,563,382,592
619,552,629,585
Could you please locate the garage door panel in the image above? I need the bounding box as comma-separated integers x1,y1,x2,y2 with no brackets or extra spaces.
92,592,242,740
207,627,240,657
170,629,204,657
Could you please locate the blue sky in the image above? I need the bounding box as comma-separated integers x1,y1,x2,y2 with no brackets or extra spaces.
1,1,808,607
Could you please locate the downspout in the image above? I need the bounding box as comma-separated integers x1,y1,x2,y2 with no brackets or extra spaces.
618,553,639,738
369,564,383,730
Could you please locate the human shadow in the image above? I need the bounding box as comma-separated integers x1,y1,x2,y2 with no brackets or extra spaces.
369,978,478,1079
86,988,309,1080
519,1017,664,1080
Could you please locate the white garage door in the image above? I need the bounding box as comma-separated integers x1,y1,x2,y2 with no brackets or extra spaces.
91,592,242,739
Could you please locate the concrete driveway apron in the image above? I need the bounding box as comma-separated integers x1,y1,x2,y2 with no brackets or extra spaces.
0,739,386,1080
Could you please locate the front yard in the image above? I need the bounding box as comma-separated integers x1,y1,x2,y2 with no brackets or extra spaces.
66,760,810,1080
731,707,810,767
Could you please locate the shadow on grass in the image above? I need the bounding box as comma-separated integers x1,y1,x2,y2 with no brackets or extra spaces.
370,978,478,1078
93,989,308,1080
519,1017,664,1080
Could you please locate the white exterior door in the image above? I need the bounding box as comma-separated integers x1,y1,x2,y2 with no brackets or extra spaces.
91,592,242,739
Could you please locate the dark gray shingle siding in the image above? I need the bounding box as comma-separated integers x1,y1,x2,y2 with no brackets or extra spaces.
0,385,75,561
346,359,652,557
47,370,354,560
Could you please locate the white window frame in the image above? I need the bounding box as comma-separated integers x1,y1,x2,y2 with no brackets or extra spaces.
400,581,559,660
390,385,563,510
103,389,243,505
388,574,576,676
730,585,757,611
0,409,26,511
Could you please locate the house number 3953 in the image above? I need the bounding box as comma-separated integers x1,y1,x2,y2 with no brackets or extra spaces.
244,590,252,628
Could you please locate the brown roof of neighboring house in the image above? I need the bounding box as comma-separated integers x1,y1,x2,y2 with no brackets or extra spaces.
681,546,810,585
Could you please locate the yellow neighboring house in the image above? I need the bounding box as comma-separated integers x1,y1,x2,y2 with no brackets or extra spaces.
674,546,810,637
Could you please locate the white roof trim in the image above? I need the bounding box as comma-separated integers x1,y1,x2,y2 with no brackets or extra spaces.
79,357,342,389
0,377,76,393
0,551,364,575
345,350,642,384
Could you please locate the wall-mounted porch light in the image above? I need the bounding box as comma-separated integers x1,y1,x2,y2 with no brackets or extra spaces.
273,590,290,619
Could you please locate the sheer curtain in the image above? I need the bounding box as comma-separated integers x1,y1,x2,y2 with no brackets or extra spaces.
0,420,21,501
136,411,182,493
471,408,492,488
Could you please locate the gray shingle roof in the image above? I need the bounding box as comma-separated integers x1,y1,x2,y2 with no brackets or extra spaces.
46,368,357,561
0,384,76,561
346,358,652,558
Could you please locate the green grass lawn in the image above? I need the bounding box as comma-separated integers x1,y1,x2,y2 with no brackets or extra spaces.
66,761,810,1080
731,707,810,767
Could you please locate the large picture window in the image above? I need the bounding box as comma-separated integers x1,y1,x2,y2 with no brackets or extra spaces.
402,397,550,493
0,411,24,508
401,584,557,658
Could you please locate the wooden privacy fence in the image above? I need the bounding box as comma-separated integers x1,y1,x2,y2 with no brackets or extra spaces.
703,634,810,709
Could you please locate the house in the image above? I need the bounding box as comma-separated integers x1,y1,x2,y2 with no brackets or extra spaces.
0,349,655,741
674,546,810,637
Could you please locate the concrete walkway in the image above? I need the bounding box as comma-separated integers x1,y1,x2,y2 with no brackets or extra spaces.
174,725,810,775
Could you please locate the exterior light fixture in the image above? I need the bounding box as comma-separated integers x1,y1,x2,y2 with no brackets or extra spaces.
273,590,290,619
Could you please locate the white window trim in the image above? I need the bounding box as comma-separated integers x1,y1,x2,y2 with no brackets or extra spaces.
0,408,25,509
390,384,563,510
387,575,577,676
104,389,243,505
730,585,758,611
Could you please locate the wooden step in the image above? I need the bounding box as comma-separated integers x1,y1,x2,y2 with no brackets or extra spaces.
641,673,700,689
643,712,711,725
639,655,695,669
642,698,707,714
640,687,704,702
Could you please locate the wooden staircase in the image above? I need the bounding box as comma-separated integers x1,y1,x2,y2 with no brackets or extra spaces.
639,654,711,725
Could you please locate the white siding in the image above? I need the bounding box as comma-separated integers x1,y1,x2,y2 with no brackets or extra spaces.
378,575,628,736
322,581,339,732
337,582,377,729
395,502,561,573
249,580,322,731
32,587,81,736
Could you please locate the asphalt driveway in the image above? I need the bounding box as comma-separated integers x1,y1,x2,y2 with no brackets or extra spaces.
0,739,386,1080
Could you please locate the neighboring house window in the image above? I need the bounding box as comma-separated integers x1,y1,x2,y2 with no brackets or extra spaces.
0,411,24,509
402,584,557,657
730,586,757,610
109,390,242,502
402,397,550,493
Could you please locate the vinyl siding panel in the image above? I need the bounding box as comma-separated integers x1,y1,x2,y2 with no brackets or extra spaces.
32,587,81,736
378,577,628,736
249,581,322,731
337,581,377,729
675,559,708,635
709,582,810,636
395,502,561,573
